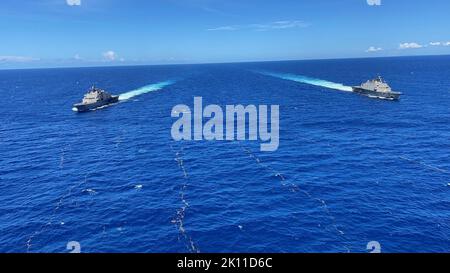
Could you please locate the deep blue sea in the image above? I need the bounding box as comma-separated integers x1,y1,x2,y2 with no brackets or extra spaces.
1,56,450,253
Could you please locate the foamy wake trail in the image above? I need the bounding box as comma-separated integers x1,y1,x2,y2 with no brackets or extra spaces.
260,71,353,92
118,80,175,101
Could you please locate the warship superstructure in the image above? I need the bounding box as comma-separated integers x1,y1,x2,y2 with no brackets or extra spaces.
73,86,119,112
352,77,401,100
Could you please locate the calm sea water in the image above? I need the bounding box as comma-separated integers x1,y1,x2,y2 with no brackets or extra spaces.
1,56,450,253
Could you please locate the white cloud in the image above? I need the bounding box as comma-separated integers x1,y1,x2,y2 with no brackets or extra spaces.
207,20,309,32
367,0,381,6
424,41,450,47
252,21,309,31
102,50,117,61
73,54,82,60
66,0,81,6
429,41,450,46
207,26,237,31
0,56,39,62
399,42,424,49
366,46,383,53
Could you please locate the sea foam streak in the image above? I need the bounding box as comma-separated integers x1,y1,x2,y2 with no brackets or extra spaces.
119,80,175,101
259,71,353,92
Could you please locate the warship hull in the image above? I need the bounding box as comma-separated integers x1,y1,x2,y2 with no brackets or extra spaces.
73,96,119,112
352,87,401,100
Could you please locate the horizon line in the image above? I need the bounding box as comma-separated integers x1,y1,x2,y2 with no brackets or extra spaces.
1,53,450,72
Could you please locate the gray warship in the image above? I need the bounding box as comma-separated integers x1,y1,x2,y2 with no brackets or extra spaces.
352,76,401,100
73,86,119,112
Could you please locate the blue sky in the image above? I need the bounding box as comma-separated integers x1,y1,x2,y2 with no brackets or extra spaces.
1,0,450,68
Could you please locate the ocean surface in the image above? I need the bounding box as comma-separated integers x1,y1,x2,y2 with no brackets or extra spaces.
1,56,450,253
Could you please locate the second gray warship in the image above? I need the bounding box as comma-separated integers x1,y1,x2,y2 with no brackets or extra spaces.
352,76,401,100
73,86,119,112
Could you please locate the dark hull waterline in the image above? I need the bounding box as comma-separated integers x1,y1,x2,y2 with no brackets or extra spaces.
352,87,401,100
73,96,119,112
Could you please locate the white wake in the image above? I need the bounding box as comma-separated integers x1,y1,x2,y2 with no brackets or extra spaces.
118,80,175,101
260,71,353,92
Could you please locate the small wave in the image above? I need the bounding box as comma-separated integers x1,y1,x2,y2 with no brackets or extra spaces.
258,71,353,92
118,80,175,101
83,188,97,195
